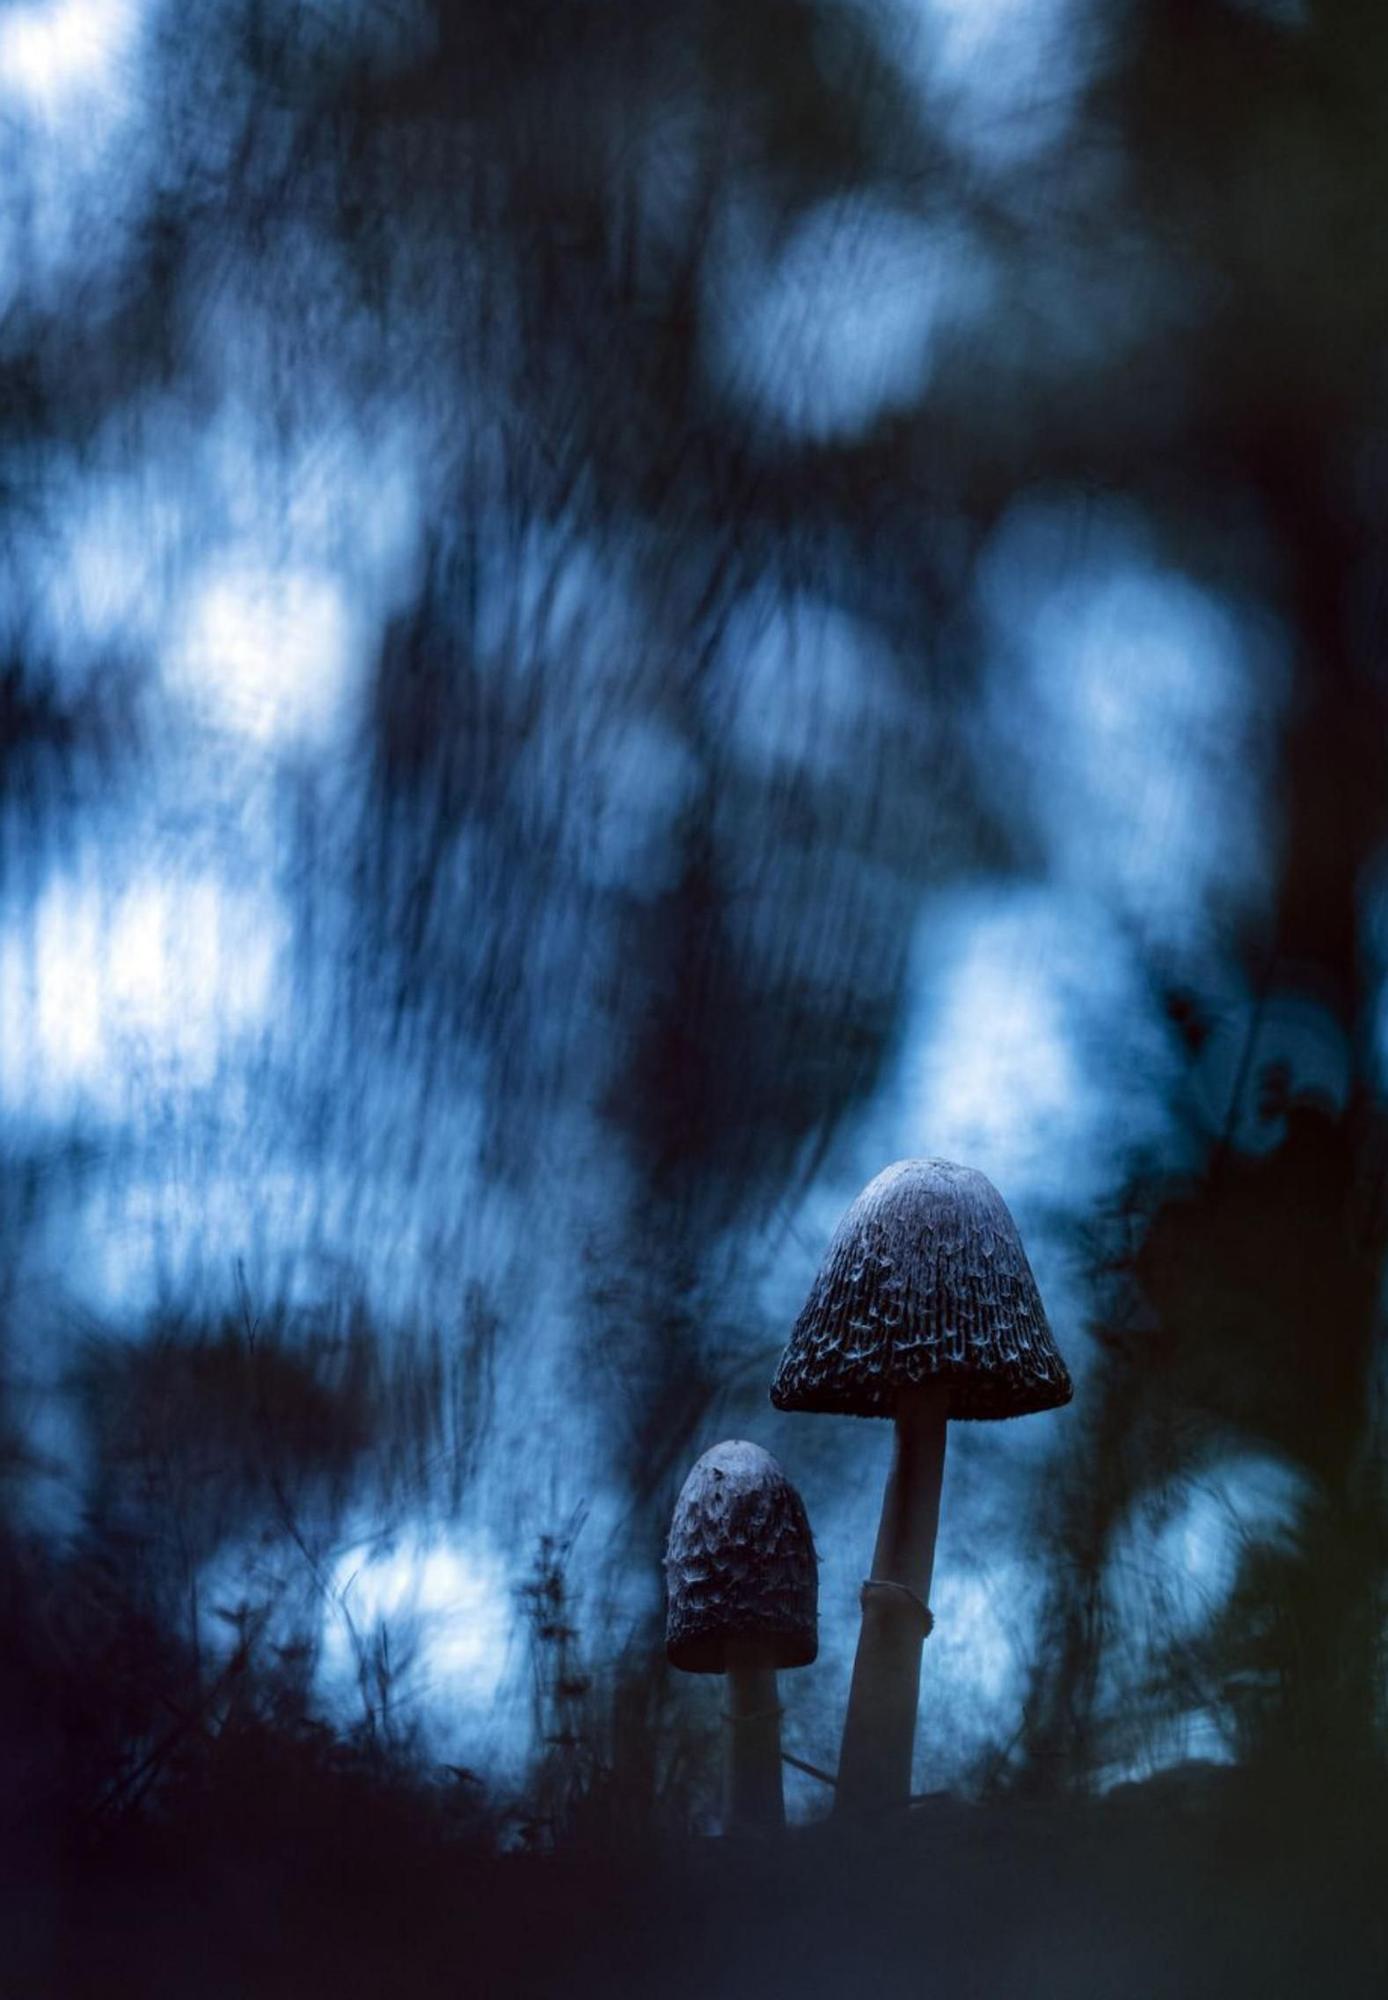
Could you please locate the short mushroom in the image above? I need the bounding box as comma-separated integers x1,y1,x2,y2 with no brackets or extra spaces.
770,1159,1071,1815
665,1440,818,1836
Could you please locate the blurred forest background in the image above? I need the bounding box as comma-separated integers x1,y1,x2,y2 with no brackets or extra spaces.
2,0,1387,1948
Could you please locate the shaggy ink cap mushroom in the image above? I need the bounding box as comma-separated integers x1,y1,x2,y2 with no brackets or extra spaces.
665,1440,818,1674
771,1159,1072,1421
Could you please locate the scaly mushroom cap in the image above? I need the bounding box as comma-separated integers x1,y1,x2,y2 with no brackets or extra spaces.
770,1159,1072,1421
665,1440,818,1673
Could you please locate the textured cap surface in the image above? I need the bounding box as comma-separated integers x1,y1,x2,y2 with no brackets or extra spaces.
665,1440,818,1674
770,1159,1072,1421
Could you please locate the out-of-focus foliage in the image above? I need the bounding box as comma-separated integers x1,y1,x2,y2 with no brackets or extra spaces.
0,0,1386,1882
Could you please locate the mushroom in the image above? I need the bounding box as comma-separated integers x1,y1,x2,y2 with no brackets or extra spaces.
770,1159,1071,1815
665,1440,818,1836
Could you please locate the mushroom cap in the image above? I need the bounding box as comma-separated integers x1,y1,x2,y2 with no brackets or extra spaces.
770,1159,1072,1421
664,1440,818,1674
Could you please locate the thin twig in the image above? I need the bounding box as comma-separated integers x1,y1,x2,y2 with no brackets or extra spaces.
781,1750,836,1788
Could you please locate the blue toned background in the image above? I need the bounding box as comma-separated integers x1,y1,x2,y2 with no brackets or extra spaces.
1,0,1382,1841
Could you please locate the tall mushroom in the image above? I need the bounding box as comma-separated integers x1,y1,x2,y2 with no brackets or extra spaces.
770,1159,1071,1815
665,1440,817,1836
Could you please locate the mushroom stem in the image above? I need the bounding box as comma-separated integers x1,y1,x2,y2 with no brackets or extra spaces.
724,1640,785,1836
834,1380,949,1816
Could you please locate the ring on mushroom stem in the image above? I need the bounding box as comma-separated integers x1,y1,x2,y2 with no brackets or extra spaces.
769,1159,1072,1817
860,1579,934,1636
664,1440,818,1838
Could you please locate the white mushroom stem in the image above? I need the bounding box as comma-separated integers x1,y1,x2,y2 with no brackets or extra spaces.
724,1639,785,1836
835,1380,949,1815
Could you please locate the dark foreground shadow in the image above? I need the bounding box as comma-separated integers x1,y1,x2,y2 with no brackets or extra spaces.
11,1763,1385,1999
